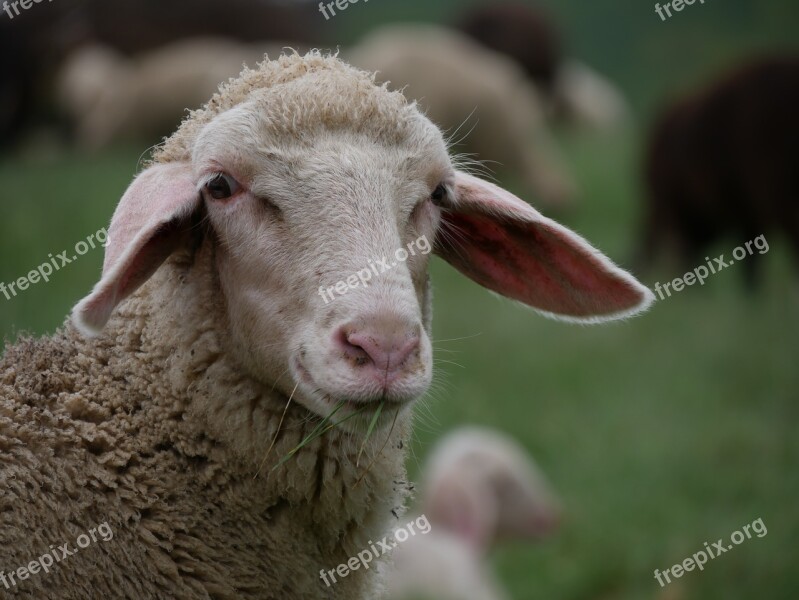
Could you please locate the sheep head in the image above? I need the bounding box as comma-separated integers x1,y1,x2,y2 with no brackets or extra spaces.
72,52,652,432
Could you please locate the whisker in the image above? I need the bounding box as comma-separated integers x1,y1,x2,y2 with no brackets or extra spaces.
434,332,483,344
433,358,465,369
445,107,479,149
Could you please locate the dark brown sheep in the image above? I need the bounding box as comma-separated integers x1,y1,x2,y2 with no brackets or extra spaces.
640,55,799,285
456,1,562,94
455,2,630,129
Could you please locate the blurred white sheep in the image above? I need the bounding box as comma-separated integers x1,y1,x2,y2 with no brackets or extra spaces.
386,427,562,600
57,38,289,150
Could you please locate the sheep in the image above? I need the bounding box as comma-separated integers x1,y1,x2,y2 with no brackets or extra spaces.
57,39,292,151
456,2,630,131
385,428,560,599
0,0,323,150
0,52,652,599
639,54,799,286
456,1,563,94
346,25,578,210
421,427,561,549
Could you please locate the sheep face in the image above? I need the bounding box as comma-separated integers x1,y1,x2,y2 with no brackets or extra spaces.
189,98,449,429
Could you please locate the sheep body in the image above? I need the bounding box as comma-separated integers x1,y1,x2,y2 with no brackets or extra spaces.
57,39,292,150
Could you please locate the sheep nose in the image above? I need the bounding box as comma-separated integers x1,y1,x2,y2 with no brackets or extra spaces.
335,321,421,381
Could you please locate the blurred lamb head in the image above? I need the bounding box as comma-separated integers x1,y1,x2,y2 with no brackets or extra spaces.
71,53,653,432
424,427,563,550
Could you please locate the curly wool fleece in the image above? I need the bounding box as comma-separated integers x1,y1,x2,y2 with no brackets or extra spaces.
0,53,415,600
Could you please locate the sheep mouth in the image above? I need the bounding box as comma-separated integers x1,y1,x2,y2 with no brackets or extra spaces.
291,355,410,426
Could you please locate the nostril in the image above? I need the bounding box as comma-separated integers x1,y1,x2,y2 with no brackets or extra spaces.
347,332,390,370
335,328,371,366
335,326,421,374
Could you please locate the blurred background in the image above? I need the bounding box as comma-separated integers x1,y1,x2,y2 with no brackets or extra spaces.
1,0,797,599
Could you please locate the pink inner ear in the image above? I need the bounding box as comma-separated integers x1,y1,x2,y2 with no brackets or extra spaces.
435,172,652,320
441,212,641,317
72,162,199,336
102,165,198,273
113,219,186,302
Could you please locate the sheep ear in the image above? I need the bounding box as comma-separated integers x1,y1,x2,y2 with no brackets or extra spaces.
72,162,200,336
426,477,495,551
435,172,654,322
492,468,562,542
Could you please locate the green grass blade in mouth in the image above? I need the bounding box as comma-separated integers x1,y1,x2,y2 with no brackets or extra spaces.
354,407,399,488
271,399,346,471
357,400,384,467
271,400,372,472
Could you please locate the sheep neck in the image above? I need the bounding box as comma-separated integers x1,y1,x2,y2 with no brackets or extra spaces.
91,243,414,555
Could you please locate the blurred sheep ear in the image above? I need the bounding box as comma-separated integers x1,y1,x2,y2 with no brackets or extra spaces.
435,171,654,322
492,467,562,542
72,162,200,336
425,477,495,551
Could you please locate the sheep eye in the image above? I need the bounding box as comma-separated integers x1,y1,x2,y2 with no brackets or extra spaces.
206,174,239,200
431,184,447,205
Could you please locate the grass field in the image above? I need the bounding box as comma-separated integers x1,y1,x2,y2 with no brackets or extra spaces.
1,128,796,599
